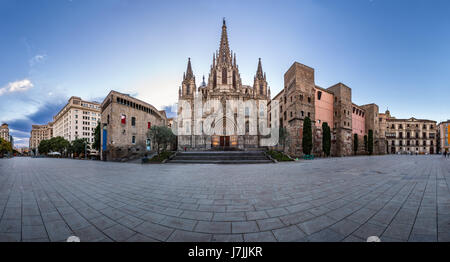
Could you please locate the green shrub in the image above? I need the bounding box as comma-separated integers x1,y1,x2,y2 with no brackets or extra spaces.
267,150,294,161
149,151,175,162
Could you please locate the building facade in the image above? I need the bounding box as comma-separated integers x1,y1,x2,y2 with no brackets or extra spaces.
0,123,9,142
384,111,437,154
268,61,386,157
437,120,450,154
52,96,101,145
29,123,53,150
100,90,167,161
177,19,271,150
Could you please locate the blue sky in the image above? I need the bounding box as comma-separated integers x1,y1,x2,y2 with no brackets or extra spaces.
1,0,449,147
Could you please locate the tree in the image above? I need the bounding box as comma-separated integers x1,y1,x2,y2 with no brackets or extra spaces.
364,135,368,152
147,126,176,154
353,133,358,155
322,122,331,157
92,121,101,151
71,138,89,156
368,130,374,155
38,139,51,155
279,127,289,151
0,137,12,156
302,116,313,155
49,137,71,155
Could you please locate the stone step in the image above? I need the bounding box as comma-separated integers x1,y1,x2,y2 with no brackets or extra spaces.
168,159,273,164
177,151,265,156
167,150,275,164
174,155,269,160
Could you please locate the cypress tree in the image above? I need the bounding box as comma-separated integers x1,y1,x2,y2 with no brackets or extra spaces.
302,117,313,155
322,122,331,156
364,135,368,152
368,130,374,155
353,133,358,155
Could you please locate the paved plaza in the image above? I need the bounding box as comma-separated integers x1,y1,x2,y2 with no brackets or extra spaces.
0,155,449,242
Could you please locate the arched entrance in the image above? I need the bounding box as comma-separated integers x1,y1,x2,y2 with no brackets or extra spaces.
210,116,241,150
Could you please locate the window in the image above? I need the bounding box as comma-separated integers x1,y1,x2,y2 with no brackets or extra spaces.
132,136,136,144
121,114,126,124
317,91,322,100
307,112,310,118
148,122,151,129
301,111,304,117
222,68,227,84
308,97,311,103
131,117,136,126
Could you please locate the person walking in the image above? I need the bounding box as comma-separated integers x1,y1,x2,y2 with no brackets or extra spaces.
444,150,448,158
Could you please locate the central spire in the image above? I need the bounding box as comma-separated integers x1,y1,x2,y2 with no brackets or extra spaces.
218,18,231,65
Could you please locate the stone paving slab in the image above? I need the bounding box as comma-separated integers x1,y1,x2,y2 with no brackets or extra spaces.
0,155,449,242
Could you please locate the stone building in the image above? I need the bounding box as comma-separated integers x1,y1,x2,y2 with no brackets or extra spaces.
29,123,53,150
351,104,366,154
360,104,387,155
100,90,167,161
52,96,100,145
0,123,9,142
177,19,271,150
268,61,388,157
384,110,437,154
437,120,450,153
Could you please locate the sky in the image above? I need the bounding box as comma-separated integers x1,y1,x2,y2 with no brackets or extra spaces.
1,0,449,148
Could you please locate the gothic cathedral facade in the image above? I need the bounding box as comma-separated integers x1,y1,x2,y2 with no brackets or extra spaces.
177,19,271,150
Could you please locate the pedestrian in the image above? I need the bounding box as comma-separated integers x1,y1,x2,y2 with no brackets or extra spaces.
444,150,447,158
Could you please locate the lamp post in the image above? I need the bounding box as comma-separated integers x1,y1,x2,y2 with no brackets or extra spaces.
85,142,87,160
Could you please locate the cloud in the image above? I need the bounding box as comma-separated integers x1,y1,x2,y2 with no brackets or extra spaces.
0,79,34,96
6,100,67,134
29,54,47,67
162,104,177,118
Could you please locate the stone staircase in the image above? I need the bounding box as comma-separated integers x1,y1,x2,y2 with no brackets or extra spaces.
168,150,275,164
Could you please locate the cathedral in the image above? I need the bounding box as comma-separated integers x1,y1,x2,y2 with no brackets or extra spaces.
177,19,272,150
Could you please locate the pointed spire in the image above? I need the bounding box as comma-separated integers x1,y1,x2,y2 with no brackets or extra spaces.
185,57,194,80
201,75,206,86
256,58,264,79
218,18,231,65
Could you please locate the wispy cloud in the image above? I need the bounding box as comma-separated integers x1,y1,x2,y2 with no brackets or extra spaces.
29,54,47,67
0,79,34,96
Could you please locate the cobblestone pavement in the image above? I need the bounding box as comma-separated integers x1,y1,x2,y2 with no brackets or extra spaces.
1,155,449,242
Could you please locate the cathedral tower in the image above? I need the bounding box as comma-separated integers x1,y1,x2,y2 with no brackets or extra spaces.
207,19,242,91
